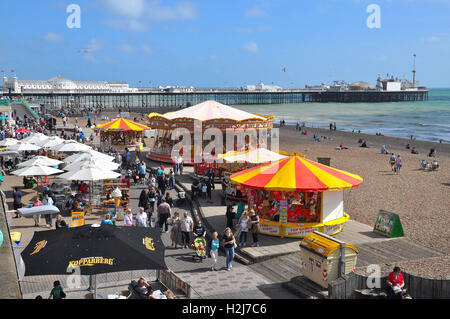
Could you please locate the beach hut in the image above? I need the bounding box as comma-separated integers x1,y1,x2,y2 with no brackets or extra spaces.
95,118,151,151
146,100,274,165
230,155,363,238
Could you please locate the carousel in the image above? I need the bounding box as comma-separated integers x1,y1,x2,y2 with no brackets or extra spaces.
146,100,274,165
217,148,291,199
95,118,151,151
230,155,363,238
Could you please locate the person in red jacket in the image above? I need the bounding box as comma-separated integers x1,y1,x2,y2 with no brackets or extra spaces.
386,266,405,299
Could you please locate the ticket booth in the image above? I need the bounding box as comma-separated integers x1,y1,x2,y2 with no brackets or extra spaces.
299,231,358,289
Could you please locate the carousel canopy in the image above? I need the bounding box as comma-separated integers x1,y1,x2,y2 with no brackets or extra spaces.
220,148,288,164
230,155,363,192
96,118,151,132
148,100,270,122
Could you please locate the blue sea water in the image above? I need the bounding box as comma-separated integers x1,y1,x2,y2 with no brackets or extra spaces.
235,88,450,143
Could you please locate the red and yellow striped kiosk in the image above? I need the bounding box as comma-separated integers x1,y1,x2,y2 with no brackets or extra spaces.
230,155,363,238
95,118,151,151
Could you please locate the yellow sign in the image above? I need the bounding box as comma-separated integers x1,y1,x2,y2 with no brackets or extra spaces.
71,212,85,228
68,257,115,268
30,240,47,256
144,237,155,251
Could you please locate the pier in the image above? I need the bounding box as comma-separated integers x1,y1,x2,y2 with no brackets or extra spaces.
5,88,429,110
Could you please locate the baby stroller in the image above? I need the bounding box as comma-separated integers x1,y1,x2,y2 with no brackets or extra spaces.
192,237,207,262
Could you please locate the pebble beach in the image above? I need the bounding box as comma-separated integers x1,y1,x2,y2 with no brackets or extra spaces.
277,125,450,278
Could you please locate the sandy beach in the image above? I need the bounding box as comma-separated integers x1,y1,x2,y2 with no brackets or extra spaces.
4,113,449,278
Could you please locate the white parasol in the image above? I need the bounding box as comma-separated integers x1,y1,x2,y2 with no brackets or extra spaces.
11,164,64,176
64,150,115,164
8,142,42,152
59,164,121,181
63,159,120,172
0,138,19,147
22,133,50,145
37,136,65,148
51,140,92,152
17,156,64,168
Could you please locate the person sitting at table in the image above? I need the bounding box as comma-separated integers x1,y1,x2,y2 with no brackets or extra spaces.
55,214,68,229
79,183,89,194
101,214,114,225
128,277,159,299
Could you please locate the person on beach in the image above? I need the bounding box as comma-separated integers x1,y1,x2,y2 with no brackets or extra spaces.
210,232,220,271
395,155,402,174
411,147,419,154
222,227,236,271
389,154,397,172
170,212,180,248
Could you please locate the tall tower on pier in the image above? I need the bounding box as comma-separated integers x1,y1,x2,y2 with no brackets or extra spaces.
412,54,416,88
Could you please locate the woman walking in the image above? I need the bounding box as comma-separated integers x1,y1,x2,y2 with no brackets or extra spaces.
124,209,134,226
222,227,236,271
395,155,402,174
138,189,149,211
249,210,260,247
170,212,181,248
210,232,219,271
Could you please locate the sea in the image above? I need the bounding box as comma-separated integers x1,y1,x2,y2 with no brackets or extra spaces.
234,88,450,144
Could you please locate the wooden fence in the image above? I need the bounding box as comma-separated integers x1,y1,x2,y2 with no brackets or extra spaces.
328,271,450,299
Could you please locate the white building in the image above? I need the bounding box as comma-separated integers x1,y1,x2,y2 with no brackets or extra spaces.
2,76,136,94
243,81,282,92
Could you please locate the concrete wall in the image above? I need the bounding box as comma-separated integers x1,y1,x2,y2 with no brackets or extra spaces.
328,271,450,299
0,189,22,299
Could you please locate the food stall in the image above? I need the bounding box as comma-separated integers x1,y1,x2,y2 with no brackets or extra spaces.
146,100,274,165
95,118,151,151
299,231,358,288
230,155,363,238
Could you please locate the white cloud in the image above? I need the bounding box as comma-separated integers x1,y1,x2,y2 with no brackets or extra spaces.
424,36,440,43
243,41,259,53
103,19,151,32
143,44,153,55
99,0,198,32
118,43,136,54
85,38,104,52
43,32,65,44
101,0,146,19
245,0,270,18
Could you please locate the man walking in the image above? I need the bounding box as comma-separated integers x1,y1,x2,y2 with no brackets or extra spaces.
157,199,171,233
180,211,193,248
42,193,54,228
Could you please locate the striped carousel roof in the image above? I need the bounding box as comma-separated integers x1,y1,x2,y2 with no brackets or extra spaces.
148,100,270,122
230,155,363,192
96,118,151,132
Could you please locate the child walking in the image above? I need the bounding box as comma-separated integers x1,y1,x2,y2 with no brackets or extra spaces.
210,232,219,271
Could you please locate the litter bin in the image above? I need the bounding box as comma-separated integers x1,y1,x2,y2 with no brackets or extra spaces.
299,231,358,289
317,157,331,166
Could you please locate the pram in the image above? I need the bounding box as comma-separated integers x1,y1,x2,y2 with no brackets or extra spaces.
192,237,207,262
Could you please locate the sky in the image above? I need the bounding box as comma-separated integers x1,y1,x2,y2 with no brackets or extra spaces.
0,0,449,88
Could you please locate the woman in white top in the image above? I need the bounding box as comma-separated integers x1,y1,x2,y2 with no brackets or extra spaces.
123,209,133,226
135,207,147,227
238,212,250,247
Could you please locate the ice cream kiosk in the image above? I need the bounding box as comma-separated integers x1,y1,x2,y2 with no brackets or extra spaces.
299,231,358,289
